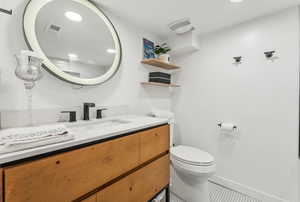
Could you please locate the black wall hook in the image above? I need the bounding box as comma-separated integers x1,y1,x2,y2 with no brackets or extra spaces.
264,51,275,59
233,56,242,63
0,8,12,15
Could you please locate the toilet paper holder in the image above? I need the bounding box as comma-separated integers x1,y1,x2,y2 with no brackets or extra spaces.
217,122,237,130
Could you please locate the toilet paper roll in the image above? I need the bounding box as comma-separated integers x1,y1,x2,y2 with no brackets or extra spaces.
220,123,236,132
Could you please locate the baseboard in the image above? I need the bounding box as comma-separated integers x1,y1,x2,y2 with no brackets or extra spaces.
209,176,289,202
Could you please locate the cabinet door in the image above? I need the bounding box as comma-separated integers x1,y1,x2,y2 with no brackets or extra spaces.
99,154,170,202
4,134,140,202
140,125,170,162
81,194,97,202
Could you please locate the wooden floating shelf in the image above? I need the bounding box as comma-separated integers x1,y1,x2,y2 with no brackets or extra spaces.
141,82,180,87
141,59,180,70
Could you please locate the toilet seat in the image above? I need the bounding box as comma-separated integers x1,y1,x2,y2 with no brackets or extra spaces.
171,145,214,166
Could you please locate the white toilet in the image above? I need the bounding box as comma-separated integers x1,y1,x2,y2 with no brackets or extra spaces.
170,145,216,202
151,110,216,202
168,120,216,202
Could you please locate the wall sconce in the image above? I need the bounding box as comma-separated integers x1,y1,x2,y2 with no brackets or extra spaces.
15,50,44,125
15,50,44,89
0,8,12,15
233,56,242,65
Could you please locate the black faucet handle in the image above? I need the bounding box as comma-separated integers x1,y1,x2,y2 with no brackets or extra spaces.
96,108,108,119
84,103,96,107
61,111,77,122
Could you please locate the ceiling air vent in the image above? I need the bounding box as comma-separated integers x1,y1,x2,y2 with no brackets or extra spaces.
168,18,194,35
49,24,61,32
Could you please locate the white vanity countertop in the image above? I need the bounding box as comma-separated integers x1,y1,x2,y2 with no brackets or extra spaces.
0,115,169,165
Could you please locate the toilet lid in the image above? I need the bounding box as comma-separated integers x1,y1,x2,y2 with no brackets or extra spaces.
171,145,214,166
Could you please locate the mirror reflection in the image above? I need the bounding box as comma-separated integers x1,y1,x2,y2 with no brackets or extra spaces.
35,0,116,79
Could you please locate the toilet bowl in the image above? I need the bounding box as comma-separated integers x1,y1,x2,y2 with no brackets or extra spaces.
150,110,216,202
170,145,216,202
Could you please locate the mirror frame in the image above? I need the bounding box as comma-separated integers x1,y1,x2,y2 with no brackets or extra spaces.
23,0,122,86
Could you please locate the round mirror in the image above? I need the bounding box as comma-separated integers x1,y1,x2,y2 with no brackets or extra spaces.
23,0,122,86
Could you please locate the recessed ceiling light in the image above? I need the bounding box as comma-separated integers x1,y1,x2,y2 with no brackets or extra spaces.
230,0,244,3
65,11,82,22
107,49,116,54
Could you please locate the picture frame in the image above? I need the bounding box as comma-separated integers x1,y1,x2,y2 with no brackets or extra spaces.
143,38,155,59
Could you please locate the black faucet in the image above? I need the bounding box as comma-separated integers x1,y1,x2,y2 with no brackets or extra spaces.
83,103,95,121
61,111,77,122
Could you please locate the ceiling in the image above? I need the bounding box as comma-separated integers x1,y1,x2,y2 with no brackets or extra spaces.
97,0,300,38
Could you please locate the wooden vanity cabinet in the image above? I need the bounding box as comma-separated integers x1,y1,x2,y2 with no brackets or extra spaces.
99,154,170,202
140,125,170,162
4,134,141,202
0,168,3,202
2,124,170,202
81,195,97,202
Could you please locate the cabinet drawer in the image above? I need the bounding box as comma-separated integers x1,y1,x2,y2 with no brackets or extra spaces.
99,154,170,202
140,125,170,162
81,194,97,202
4,134,140,202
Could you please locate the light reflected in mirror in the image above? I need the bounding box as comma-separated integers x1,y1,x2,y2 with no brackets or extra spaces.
35,0,116,79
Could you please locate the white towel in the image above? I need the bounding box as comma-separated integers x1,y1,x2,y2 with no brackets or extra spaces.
0,124,74,154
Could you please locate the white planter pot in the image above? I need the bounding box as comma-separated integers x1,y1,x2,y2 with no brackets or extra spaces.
159,54,170,63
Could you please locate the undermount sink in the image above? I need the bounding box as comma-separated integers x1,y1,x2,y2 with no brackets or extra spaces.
67,119,131,132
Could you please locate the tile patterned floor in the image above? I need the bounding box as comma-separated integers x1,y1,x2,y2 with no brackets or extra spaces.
170,182,261,202
170,193,185,202
209,182,261,202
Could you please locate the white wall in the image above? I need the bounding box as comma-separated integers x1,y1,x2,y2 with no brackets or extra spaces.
172,7,299,202
0,0,171,115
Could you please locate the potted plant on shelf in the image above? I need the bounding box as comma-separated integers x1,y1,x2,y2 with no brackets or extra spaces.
154,43,171,63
